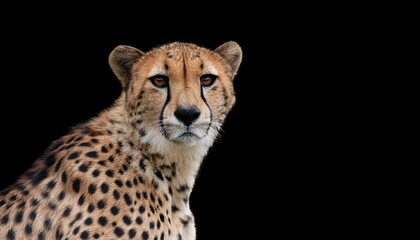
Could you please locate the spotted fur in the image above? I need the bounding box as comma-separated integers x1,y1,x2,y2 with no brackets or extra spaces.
0,41,242,240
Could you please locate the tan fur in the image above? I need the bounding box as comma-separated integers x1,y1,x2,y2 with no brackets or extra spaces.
0,41,242,240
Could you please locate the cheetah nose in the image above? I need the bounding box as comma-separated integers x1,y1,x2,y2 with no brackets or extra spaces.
174,106,201,126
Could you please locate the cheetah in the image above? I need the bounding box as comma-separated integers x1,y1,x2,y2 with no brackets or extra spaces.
0,41,242,240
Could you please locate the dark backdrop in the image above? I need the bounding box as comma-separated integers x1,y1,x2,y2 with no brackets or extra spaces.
0,9,417,239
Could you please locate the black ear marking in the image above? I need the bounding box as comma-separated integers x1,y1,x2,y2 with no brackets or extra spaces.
109,45,145,88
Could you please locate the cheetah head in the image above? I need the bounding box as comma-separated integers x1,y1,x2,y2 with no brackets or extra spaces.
109,42,242,148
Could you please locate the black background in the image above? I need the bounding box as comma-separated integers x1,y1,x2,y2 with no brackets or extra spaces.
0,8,417,239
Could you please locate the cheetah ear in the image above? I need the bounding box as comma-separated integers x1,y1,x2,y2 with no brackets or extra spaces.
109,45,144,88
215,41,243,76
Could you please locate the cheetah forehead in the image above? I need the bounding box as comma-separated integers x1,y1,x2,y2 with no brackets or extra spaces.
145,43,220,77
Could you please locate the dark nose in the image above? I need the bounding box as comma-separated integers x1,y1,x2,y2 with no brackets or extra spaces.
174,107,201,126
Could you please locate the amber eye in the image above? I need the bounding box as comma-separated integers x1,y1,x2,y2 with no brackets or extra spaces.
149,75,169,88
200,74,217,87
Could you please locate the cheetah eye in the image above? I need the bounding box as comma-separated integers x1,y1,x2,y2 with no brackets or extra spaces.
200,74,217,87
149,75,169,88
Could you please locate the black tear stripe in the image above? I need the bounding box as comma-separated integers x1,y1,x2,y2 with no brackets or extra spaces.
159,84,171,139
200,87,213,134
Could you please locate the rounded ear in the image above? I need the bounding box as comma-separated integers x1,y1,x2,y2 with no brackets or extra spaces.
215,41,243,76
109,45,144,88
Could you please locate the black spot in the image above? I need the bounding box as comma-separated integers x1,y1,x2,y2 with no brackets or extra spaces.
98,216,108,226
14,211,23,223
9,195,17,201
157,220,161,229
70,212,83,227
92,169,100,177
73,226,80,235
58,191,65,201
63,143,75,150
100,183,109,193
79,164,89,172
136,191,141,199
124,193,133,205
122,164,128,171
25,224,33,234
22,190,30,196
112,222,117,227
150,206,155,214
168,187,173,196
91,138,99,143
159,214,165,222
139,128,147,137
43,153,56,167
61,171,68,183
54,157,63,172
160,232,165,240
150,193,155,202
155,170,164,181
38,232,45,240
86,151,98,158
181,216,190,226
47,180,56,189
135,216,143,225
149,221,155,229
97,200,106,209
142,192,148,199
1,214,9,224
122,215,132,225
113,189,121,200
115,180,123,187
78,195,85,206
98,160,106,166
0,200,5,207
88,184,97,194
72,179,81,193
84,217,93,225
63,207,71,217
17,202,25,208
93,233,100,238
48,202,57,210
55,229,63,240
139,159,146,171
109,156,115,163
87,204,95,213
142,231,149,240
177,184,189,192
128,228,137,239
68,151,80,160
42,191,50,198
139,205,146,213
114,227,124,237
138,176,145,183
111,206,119,215
6,229,15,240
44,218,52,229
158,198,163,207
177,234,182,240
79,142,91,147
29,210,37,220
105,170,114,177
31,168,48,185
66,136,76,144
81,231,89,239
100,146,108,153
31,199,40,206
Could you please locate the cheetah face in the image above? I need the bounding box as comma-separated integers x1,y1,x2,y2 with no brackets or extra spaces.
109,42,242,147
